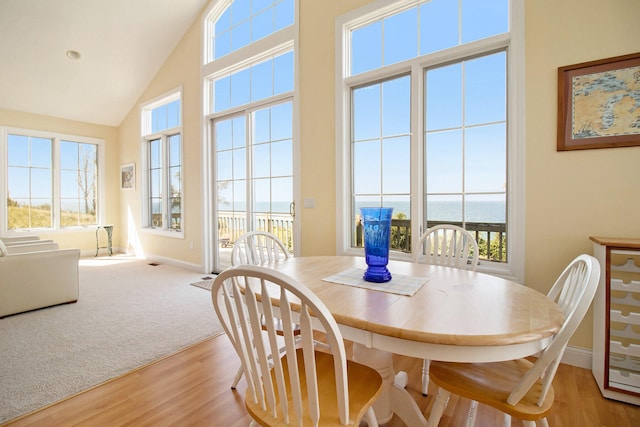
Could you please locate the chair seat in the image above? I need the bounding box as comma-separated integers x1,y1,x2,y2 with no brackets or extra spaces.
263,315,301,336
426,255,598,426
245,349,382,426
429,358,555,421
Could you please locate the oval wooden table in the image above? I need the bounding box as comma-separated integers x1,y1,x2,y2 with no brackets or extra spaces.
261,256,564,426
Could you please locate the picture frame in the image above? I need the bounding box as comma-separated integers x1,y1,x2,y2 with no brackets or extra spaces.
557,52,640,151
120,163,135,190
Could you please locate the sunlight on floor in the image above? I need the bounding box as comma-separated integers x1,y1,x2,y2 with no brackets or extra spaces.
79,254,140,267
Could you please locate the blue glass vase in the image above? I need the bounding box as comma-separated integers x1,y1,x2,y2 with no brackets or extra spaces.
361,207,393,283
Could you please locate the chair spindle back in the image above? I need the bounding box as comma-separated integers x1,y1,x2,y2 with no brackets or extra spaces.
507,254,600,407
231,231,290,266
212,265,350,425
414,224,479,271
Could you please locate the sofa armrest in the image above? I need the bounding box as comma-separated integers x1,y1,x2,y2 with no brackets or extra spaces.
1,236,41,243
0,249,81,318
5,242,59,254
3,239,55,246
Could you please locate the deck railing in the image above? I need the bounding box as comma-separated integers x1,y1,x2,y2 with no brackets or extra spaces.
217,212,507,262
355,219,506,262
150,213,182,230
218,211,294,252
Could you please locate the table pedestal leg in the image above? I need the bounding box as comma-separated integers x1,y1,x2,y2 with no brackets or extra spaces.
353,343,427,426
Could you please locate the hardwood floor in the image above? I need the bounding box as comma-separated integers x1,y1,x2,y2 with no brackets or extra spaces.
3,333,639,427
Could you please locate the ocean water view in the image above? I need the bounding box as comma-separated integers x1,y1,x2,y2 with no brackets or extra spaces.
376,200,506,224
220,200,506,224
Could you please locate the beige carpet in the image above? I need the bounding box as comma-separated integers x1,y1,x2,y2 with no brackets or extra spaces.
0,256,222,424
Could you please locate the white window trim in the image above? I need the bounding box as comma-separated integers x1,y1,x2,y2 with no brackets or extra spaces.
0,126,106,236
140,87,184,238
204,41,295,116
201,0,300,274
335,0,525,282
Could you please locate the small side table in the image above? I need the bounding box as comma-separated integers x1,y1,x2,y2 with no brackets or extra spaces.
95,225,113,256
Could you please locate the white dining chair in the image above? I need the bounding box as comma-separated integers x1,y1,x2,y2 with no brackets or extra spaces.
231,230,290,266
413,224,479,270
212,264,382,426
413,224,479,395
426,254,600,427
229,230,294,389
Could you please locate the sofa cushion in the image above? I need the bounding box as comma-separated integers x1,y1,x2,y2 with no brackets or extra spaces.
0,239,6,256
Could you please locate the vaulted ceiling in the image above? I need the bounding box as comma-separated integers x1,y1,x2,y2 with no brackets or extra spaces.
0,0,210,127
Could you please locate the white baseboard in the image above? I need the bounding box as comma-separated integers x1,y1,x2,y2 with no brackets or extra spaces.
562,346,592,369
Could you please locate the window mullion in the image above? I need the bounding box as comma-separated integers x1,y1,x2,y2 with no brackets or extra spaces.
411,64,423,237
378,85,384,203
52,137,60,229
460,61,466,227
162,134,170,231
245,111,253,231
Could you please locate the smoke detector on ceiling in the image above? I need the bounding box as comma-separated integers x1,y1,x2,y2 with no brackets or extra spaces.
66,50,81,60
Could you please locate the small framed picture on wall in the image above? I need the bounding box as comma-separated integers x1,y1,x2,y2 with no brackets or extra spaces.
120,163,135,190
557,52,640,151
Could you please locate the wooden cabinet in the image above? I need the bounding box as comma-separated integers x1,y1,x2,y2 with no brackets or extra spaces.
591,236,640,405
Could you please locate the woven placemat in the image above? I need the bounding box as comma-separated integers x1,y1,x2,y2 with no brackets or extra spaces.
322,267,427,296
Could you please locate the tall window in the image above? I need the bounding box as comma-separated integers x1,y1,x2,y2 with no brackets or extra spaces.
1,128,102,232
337,0,523,278
141,91,182,233
203,0,297,273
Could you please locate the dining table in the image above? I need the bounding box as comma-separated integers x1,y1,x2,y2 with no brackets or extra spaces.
259,255,564,426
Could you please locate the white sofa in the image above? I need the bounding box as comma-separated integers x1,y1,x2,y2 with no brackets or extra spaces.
1,236,55,247
2,240,59,252
0,239,81,318
1,235,41,243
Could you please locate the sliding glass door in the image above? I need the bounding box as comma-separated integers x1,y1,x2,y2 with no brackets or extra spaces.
213,100,294,272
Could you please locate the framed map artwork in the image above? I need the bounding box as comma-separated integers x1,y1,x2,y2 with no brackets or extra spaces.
557,52,640,151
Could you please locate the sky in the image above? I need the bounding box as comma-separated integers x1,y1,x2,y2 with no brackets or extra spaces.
7,0,509,227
